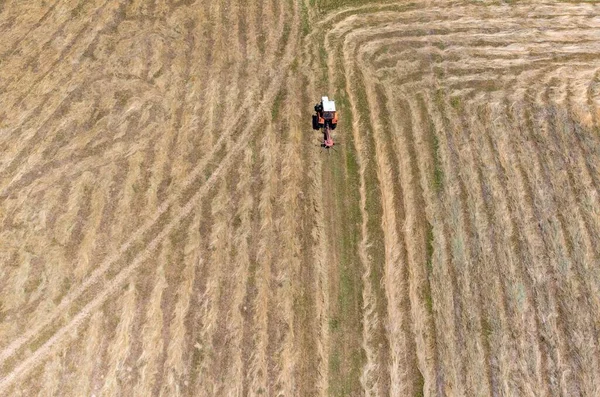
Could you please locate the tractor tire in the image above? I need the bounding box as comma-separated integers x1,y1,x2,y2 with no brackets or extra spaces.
330,122,337,130
312,115,319,130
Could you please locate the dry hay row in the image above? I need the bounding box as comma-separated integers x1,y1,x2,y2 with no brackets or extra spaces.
0,0,301,394
310,1,600,396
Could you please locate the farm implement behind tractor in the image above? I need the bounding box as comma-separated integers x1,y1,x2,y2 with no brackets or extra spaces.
313,96,338,149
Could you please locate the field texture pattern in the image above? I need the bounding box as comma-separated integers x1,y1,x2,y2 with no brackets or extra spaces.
1,0,600,396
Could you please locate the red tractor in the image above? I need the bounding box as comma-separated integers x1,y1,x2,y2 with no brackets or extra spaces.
312,96,338,148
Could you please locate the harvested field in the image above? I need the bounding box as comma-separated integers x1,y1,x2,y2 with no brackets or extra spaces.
1,0,600,396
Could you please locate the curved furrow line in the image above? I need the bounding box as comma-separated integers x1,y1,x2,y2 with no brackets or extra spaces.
196,0,227,151
0,250,35,348
506,85,567,395
20,176,78,308
434,86,497,395
110,259,155,397
179,194,214,397
343,40,383,397
206,179,241,394
563,82,600,217
144,16,196,215
152,222,191,396
559,81,600,265
259,0,275,59
69,161,124,285
264,127,290,396
110,143,151,242
405,89,454,397
151,15,197,211
587,69,600,129
293,68,322,396
238,133,262,397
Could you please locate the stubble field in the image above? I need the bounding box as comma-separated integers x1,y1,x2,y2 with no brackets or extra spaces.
1,0,600,396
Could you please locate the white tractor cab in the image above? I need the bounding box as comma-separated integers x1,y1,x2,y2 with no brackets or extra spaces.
313,96,338,130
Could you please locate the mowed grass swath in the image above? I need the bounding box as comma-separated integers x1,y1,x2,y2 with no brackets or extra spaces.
1,0,599,396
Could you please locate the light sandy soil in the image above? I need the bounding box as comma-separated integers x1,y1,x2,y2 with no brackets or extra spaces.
1,1,600,396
